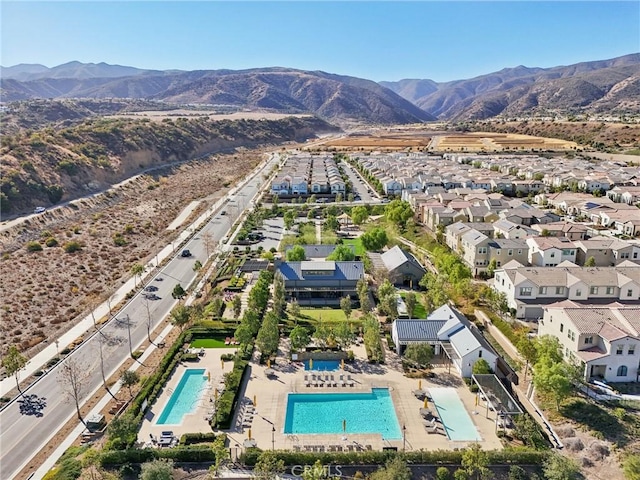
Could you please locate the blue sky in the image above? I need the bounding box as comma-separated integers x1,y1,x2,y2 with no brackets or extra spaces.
1,1,638,82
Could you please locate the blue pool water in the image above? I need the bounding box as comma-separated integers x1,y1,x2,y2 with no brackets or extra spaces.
284,388,402,439
303,359,340,371
429,387,481,441
157,369,207,425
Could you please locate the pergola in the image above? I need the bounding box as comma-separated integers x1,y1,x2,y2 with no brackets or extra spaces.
471,374,522,426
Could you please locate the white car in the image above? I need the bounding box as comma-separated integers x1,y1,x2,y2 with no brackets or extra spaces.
33,207,46,214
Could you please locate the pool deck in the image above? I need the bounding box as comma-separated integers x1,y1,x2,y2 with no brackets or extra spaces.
138,342,504,453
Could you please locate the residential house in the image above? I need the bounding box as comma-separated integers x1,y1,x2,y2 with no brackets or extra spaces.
492,262,640,319
530,222,589,241
371,245,427,288
526,237,577,267
539,304,640,382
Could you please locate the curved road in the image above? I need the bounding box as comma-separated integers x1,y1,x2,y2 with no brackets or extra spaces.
0,153,280,480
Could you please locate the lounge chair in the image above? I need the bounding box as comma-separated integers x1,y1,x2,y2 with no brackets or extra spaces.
325,374,332,386
426,425,440,434
330,374,337,387
225,337,231,345
366,445,372,451
304,374,311,387
347,374,355,387
339,374,346,387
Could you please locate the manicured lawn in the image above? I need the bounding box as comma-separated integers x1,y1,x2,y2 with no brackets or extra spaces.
399,291,428,318
299,308,347,323
343,237,365,256
190,338,230,348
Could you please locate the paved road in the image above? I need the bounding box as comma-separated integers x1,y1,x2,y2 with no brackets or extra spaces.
0,153,280,480
341,161,377,202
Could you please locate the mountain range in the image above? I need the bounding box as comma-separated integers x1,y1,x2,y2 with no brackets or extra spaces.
2,54,639,124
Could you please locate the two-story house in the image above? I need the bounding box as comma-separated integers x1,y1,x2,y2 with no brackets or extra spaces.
526,237,577,267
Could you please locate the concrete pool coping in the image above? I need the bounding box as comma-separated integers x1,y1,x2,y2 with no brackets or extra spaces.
138,342,504,453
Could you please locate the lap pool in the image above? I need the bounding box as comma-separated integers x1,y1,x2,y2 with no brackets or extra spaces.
157,368,208,425
284,388,401,439
429,387,481,441
303,359,340,371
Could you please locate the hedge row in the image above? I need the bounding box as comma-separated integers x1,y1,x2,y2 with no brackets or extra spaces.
179,432,218,446
214,357,249,429
100,446,215,466
240,447,548,467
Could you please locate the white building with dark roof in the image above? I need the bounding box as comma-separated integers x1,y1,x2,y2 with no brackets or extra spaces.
391,305,498,378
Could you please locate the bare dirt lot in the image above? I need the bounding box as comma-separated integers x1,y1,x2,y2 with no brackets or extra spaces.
109,110,314,122
0,150,266,359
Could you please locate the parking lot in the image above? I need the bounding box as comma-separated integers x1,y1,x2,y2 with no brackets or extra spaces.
230,217,284,252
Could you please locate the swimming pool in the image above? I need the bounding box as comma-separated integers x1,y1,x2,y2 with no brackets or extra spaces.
284,388,402,439
429,387,481,441
157,368,208,425
303,359,340,371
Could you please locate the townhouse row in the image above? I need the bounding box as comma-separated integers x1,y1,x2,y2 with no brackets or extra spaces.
270,153,345,196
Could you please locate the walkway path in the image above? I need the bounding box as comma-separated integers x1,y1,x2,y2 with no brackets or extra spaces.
315,219,322,243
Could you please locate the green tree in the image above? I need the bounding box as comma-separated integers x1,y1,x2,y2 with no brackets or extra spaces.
313,320,332,349
289,299,301,324
130,263,145,288
272,276,286,318
290,325,311,351
384,200,414,229
324,215,339,232
507,465,527,480
405,292,417,318
139,459,174,480
286,245,306,261
585,256,596,267
107,413,138,450
486,258,497,278
193,260,202,271
170,304,190,330
360,227,388,251
171,283,186,299
335,192,343,203
436,467,451,480
534,361,573,410
461,443,490,480
121,369,140,398
283,209,296,230
334,319,355,348
254,451,285,480
517,333,539,382
58,358,89,427
404,343,434,369
232,295,242,322
327,244,356,261
350,205,369,225
369,456,411,480
454,469,469,480
419,273,449,312
623,454,640,480
234,322,254,345
256,312,280,357
210,435,230,477
302,459,330,480
472,359,492,375
2,345,27,394
340,295,352,320
542,453,581,480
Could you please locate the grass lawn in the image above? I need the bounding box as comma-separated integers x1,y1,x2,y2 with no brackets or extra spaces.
190,338,230,348
299,308,347,323
343,237,365,256
399,291,428,318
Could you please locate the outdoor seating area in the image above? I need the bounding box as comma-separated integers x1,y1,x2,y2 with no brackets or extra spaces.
303,373,355,388
108,399,128,415
239,401,255,430
153,431,178,448
295,443,373,452
225,337,240,345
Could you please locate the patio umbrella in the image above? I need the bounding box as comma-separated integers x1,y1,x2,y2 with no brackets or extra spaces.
208,371,211,382
341,359,345,370
343,419,346,432
248,428,252,440
267,359,271,368
309,358,313,370
254,395,257,407
424,398,428,409
215,389,218,400
418,380,422,390
221,360,224,370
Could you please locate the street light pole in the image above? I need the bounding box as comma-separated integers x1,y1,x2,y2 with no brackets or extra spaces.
272,426,275,451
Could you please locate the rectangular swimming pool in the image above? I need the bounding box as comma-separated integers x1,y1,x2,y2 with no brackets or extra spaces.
157,368,207,425
429,387,481,441
303,359,340,371
284,388,402,440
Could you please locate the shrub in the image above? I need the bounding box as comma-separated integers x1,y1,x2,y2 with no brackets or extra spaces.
220,353,235,362
26,241,43,252
45,237,59,247
179,432,217,445
563,437,584,452
131,350,143,360
64,241,82,253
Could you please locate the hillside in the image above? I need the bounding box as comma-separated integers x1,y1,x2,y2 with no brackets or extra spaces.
0,115,337,214
382,53,640,120
0,67,435,125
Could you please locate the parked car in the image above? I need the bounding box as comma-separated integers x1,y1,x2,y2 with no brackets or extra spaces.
33,206,46,214
181,249,192,257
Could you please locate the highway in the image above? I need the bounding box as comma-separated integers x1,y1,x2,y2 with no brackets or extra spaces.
0,152,280,480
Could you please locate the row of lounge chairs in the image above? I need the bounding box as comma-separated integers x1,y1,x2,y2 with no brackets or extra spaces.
422,413,445,435
304,373,354,388
293,444,373,452
225,337,240,345
241,403,255,429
